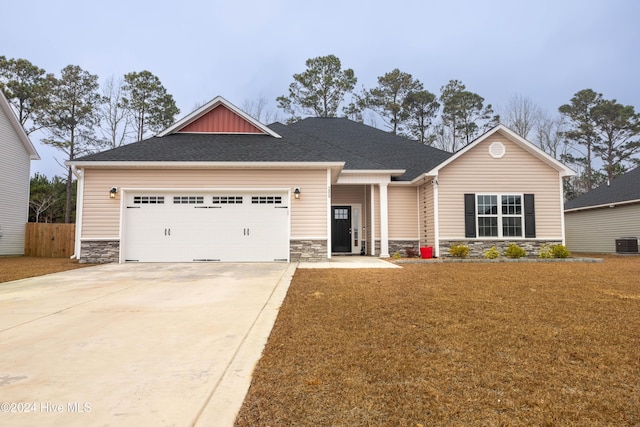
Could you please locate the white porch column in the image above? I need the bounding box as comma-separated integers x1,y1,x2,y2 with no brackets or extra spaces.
327,168,332,259
379,183,390,258
369,185,375,256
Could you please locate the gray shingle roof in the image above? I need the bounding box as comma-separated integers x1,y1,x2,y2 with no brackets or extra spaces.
75,117,453,181
288,118,453,180
75,128,336,163
564,167,640,210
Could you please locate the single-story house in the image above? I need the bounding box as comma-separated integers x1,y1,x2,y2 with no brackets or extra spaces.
0,90,40,256
565,167,640,253
68,96,575,263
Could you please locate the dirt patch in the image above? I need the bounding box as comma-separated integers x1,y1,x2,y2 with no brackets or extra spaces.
236,255,640,426
0,257,95,283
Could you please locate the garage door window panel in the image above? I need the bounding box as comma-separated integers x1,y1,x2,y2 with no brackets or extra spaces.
213,196,243,204
173,196,204,204
134,196,165,204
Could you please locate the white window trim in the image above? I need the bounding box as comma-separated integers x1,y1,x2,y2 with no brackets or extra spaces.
476,193,524,239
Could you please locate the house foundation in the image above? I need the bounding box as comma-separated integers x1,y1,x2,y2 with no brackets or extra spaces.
388,240,420,257
80,240,120,264
439,240,564,258
289,239,328,262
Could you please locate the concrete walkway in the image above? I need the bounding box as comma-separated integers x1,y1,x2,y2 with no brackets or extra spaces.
0,262,295,427
298,256,401,269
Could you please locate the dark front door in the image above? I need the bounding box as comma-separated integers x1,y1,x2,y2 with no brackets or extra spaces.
332,206,351,253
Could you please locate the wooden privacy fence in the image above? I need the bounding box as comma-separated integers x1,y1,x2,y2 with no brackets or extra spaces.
24,223,76,258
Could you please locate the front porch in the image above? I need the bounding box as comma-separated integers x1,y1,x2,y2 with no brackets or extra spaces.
330,182,421,259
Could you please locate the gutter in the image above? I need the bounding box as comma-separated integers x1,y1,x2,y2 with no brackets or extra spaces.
564,198,640,213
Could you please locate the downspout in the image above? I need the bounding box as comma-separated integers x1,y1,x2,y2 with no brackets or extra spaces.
559,175,567,246
70,165,84,259
432,177,440,257
416,186,421,247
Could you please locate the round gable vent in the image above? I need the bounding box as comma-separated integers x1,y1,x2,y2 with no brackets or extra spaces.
489,141,506,159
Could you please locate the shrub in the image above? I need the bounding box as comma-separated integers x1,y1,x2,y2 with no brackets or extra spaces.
405,247,418,258
484,246,500,259
505,243,527,258
392,251,401,259
449,244,469,258
551,244,571,258
539,244,571,258
538,244,553,259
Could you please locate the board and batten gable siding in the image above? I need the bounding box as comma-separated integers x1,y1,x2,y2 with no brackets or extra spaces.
178,105,263,134
437,132,564,240
388,186,419,240
0,109,31,255
80,168,328,239
565,204,640,253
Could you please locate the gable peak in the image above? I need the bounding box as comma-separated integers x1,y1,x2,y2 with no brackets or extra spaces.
157,96,281,138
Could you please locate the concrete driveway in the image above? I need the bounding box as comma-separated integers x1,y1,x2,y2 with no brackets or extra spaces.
0,262,295,427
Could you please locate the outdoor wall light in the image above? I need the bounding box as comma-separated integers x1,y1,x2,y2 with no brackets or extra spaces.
294,187,301,199
110,187,118,199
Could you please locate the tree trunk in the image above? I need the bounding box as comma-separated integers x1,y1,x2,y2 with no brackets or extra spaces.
66,128,74,224
585,139,593,190
65,165,73,224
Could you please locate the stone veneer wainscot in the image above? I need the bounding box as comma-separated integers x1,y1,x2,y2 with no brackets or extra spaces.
439,240,564,258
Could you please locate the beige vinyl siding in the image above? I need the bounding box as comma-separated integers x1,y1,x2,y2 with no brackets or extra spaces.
0,109,31,255
565,204,640,253
332,185,366,205
362,185,381,250
81,168,327,239
388,186,419,239
418,182,435,248
438,132,563,239
372,185,380,238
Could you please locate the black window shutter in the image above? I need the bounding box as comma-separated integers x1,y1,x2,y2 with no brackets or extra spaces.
524,194,536,238
464,194,476,238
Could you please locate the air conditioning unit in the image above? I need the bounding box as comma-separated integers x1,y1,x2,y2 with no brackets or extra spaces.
615,238,639,253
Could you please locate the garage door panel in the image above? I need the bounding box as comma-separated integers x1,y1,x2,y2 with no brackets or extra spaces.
123,192,289,262
123,204,177,262
243,206,289,261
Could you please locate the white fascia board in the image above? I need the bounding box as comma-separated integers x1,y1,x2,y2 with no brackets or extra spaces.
120,187,293,192
0,91,40,160
156,96,282,138
424,124,575,177
336,170,402,185
410,172,439,185
67,161,345,170
341,169,406,176
564,198,640,213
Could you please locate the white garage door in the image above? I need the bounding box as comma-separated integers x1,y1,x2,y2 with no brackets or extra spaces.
122,191,289,262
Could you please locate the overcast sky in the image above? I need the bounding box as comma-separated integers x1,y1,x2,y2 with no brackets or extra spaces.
3,0,639,178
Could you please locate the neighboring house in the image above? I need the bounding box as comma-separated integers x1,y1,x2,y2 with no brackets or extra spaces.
67,96,574,263
0,91,40,256
565,167,640,253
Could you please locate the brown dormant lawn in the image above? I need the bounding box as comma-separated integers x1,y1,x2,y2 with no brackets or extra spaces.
236,255,640,426
0,256,93,283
